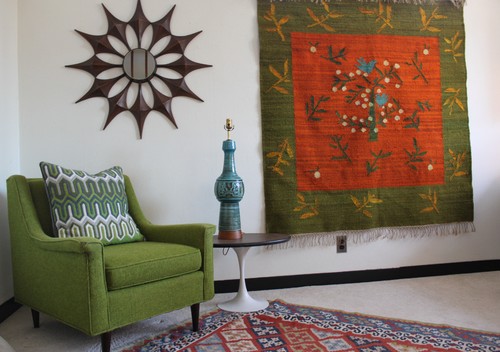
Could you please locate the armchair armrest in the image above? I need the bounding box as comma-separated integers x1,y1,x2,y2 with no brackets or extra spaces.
34,235,103,254
141,223,215,247
140,223,216,301
11,229,109,335
7,175,110,335
141,223,216,297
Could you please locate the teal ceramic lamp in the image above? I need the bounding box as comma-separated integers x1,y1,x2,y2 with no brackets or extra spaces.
215,119,245,240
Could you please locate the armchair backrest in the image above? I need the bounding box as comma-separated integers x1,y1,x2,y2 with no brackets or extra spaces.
25,178,54,236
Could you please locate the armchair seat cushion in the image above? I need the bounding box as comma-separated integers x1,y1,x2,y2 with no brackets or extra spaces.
104,242,202,291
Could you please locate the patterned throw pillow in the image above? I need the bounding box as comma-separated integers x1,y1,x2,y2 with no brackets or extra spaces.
40,162,144,245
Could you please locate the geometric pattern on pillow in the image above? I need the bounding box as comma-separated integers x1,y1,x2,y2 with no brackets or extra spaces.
39,162,144,245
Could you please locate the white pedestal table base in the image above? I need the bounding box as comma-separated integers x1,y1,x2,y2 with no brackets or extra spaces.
217,247,269,312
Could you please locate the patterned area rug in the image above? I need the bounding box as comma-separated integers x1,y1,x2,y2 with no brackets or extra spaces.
257,0,474,246
122,300,499,351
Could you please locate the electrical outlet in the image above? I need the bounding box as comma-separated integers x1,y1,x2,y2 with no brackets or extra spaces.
337,235,347,253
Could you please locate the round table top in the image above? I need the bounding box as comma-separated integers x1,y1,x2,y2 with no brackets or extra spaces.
213,233,291,248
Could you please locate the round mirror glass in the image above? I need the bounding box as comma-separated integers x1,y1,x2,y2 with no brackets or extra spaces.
123,48,156,82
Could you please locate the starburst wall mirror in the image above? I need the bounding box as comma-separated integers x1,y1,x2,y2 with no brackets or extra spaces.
67,0,211,138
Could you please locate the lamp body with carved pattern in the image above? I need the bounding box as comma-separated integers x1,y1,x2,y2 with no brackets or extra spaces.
215,139,244,239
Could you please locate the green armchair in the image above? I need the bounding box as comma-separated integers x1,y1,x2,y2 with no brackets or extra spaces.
7,174,215,352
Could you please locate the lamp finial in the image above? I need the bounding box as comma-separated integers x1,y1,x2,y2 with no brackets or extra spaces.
224,118,234,139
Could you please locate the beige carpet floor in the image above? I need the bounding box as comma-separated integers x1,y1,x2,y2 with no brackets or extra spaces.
0,271,499,351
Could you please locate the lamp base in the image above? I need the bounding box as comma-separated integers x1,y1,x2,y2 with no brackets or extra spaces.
218,230,243,240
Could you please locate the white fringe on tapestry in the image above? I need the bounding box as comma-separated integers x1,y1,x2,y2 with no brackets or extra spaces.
268,0,466,8
267,221,475,250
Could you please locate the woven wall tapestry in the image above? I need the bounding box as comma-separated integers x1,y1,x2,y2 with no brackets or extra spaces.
258,0,474,247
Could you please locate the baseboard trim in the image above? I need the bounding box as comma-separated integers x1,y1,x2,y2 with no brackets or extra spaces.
214,259,500,293
0,297,21,324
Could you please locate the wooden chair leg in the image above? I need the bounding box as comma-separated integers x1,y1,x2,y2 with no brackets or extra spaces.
191,303,200,332
101,332,111,352
31,309,40,328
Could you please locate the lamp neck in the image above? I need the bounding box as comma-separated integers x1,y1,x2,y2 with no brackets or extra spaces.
222,139,237,174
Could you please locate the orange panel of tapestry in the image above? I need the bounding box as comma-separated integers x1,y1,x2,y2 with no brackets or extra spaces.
292,33,444,191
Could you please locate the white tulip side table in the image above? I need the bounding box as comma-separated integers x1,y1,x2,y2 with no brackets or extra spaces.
213,233,291,312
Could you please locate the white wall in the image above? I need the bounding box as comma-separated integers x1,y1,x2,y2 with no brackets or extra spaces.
0,0,19,304
8,0,499,294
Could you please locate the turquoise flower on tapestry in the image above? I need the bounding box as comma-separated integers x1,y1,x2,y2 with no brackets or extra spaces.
376,93,389,106
356,57,376,74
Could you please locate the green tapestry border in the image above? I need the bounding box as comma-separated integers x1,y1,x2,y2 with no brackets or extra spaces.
267,0,465,8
